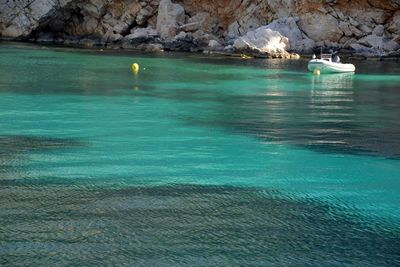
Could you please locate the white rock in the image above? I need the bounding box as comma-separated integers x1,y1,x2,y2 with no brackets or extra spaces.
156,0,185,39
233,27,289,55
265,17,315,52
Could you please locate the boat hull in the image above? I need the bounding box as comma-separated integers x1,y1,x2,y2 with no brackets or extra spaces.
308,59,355,73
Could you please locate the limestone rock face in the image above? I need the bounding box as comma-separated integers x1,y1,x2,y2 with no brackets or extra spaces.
156,0,185,39
0,0,399,56
233,26,289,56
0,0,70,38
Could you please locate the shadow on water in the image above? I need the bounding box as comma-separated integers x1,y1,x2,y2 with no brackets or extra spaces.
136,71,400,159
0,183,399,266
0,135,84,177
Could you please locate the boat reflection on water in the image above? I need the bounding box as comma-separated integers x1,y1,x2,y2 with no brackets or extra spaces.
309,73,355,111
307,73,356,151
311,72,355,91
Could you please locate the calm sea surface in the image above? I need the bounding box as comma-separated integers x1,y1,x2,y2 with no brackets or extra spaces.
0,42,399,266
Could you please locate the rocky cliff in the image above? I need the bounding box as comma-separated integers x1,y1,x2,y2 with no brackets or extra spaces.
0,0,399,56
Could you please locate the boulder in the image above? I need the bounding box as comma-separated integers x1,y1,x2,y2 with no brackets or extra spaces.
129,27,157,38
136,6,154,26
338,21,352,37
164,32,196,52
192,30,217,47
372,25,385,37
355,34,400,55
265,17,315,53
208,40,223,51
265,0,296,18
387,11,400,34
137,43,164,52
81,1,107,19
102,29,123,43
233,26,289,56
226,3,268,39
223,45,235,53
349,43,377,56
156,0,185,39
382,38,400,52
298,12,342,43
125,27,157,44
358,24,373,35
2,23,28,39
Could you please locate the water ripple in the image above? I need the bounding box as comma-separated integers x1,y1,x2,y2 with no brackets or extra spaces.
0,184,399,266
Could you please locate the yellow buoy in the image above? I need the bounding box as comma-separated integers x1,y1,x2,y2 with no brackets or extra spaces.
132,63,139,75
313,68,321,75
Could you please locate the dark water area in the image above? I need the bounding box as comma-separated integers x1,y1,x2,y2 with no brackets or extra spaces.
1,184,399,266
133,67,400,159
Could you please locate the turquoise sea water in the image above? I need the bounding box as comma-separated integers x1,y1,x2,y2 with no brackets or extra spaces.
0,43,399,266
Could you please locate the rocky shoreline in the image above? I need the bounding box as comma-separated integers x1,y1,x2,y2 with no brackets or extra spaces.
1,0,399,58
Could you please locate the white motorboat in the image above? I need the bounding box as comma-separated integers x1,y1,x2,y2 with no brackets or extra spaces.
308,52,355,73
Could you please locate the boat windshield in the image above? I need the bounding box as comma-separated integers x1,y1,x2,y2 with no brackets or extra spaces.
321,53,332,61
